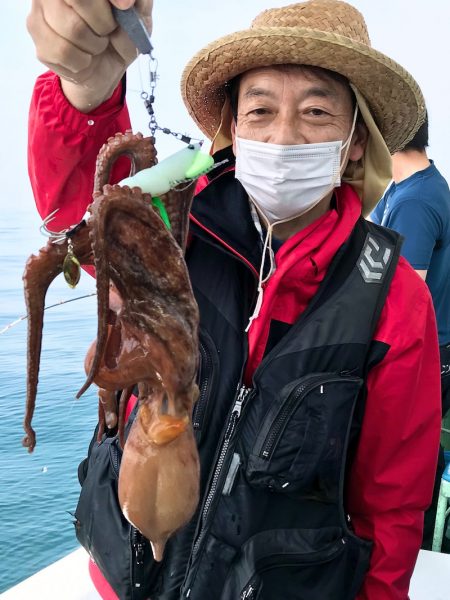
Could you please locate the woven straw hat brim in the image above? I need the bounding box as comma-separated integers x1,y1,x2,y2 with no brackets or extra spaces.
181,27,425,153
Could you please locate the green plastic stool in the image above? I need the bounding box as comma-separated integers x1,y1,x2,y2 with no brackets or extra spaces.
432,462,450,552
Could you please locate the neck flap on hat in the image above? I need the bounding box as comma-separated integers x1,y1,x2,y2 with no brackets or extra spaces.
343,85,392,216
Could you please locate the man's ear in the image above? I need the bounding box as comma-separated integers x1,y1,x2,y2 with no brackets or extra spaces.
348,121,369,162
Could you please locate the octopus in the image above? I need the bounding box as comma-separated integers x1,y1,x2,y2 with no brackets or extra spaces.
22,130,201,561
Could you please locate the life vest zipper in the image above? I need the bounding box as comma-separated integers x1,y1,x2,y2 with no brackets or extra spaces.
191,384,252,557
131,527,146,598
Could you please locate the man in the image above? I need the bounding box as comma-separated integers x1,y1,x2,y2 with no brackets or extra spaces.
26,1,441,599
371,115,450,549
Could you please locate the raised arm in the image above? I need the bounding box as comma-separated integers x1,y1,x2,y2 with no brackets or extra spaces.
27,0,153,112
26,1,153,231
28,71,132,231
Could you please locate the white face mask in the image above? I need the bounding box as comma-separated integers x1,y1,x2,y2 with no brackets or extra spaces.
235,107,358,226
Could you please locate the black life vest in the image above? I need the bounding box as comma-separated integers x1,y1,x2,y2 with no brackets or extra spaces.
175,218,401,600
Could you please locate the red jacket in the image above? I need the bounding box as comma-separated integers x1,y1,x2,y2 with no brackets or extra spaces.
28,72,441,600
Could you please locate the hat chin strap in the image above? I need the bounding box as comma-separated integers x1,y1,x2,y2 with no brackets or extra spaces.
211,97,234,155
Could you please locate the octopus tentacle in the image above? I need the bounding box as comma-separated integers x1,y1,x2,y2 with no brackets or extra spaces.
118,385,134,448
76,192,112,398
97,398,106,442
94,131,157,193
23,245,64,451
22,225,92,451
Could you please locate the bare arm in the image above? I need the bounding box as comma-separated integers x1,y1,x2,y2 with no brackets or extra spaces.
415,269,427,281
26,0,153,112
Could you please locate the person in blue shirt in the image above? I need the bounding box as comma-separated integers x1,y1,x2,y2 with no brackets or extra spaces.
371,114,450,549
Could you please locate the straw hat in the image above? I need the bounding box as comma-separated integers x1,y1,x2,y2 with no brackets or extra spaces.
181,0,425,154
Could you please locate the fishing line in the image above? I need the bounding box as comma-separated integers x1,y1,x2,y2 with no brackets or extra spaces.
0,292,97,335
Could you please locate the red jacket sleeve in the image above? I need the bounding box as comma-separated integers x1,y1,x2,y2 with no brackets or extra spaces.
348,257,441,600
28,71,132,232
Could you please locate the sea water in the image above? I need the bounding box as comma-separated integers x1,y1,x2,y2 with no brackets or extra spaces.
0,207,99,592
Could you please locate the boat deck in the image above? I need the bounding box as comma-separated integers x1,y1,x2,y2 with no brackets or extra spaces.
2,547,450,599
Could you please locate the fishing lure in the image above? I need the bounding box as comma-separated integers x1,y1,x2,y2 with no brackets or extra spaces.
119,143,215,230
119,143,214,196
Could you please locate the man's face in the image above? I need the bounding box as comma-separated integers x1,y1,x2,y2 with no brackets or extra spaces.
231,65,366,163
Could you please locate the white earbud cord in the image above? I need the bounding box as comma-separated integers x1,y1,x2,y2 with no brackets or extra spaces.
245,219,275,332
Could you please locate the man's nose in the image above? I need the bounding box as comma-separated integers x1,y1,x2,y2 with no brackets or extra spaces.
268,115,306,145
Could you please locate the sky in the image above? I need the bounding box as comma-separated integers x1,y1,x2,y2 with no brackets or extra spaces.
0,0,449,224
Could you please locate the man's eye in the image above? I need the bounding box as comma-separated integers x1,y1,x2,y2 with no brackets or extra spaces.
308,108,327,116
249,108,269,116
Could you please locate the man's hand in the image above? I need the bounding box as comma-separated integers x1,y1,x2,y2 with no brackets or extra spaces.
27,0,153,112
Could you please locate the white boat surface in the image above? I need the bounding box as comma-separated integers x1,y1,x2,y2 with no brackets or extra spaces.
1,547,449,599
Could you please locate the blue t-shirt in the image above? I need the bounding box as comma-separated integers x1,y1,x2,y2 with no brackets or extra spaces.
371,161,450,344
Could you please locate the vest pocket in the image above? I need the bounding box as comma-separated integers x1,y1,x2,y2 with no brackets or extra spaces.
246,373,363,496
220,527,371,600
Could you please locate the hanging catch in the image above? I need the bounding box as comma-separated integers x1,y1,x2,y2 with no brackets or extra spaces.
23,130,202,561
